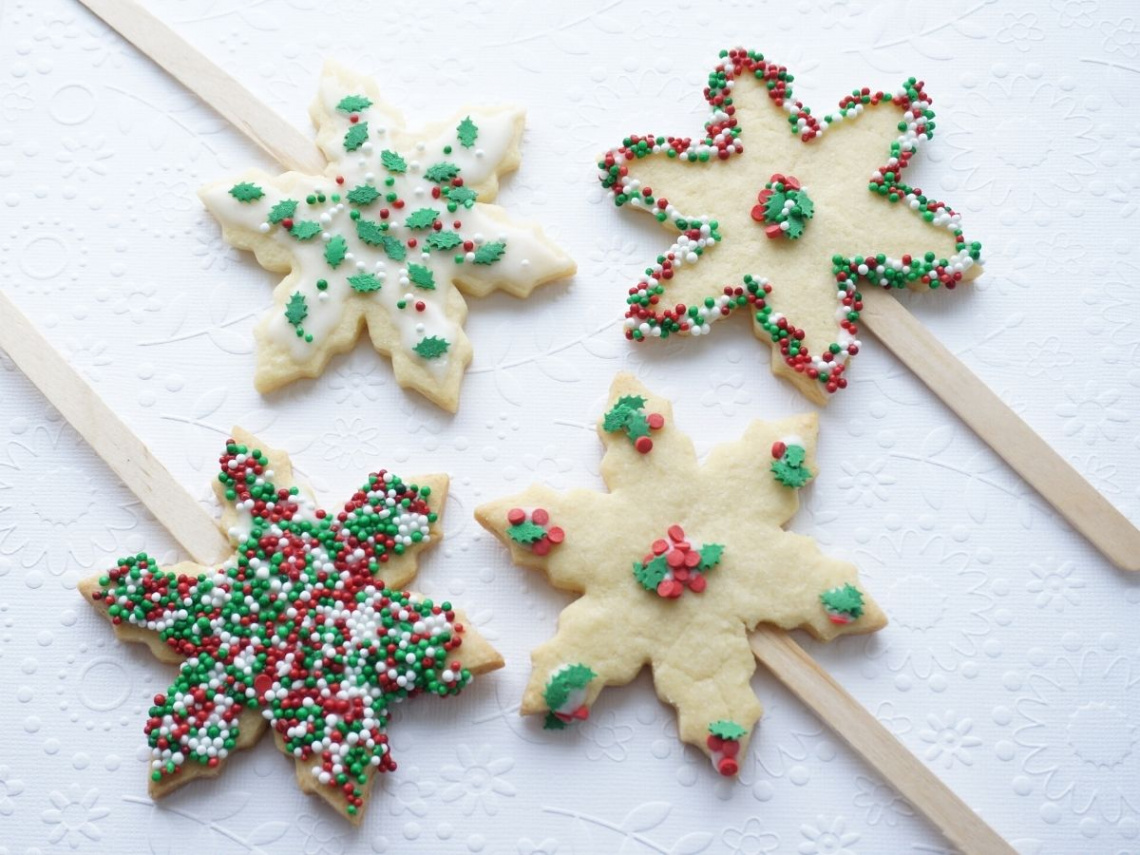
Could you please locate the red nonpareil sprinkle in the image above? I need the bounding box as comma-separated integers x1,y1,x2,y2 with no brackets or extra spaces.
635,436,654,454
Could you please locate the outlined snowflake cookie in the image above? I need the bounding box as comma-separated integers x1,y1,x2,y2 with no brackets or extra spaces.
201,62,576,411
599,48,984,404
475,374,885,776
79,429,503,823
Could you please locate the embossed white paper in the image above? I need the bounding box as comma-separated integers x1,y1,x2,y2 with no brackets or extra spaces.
0,1,1137,853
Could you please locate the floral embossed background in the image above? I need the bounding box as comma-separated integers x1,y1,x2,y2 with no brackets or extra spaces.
0,1,1138,853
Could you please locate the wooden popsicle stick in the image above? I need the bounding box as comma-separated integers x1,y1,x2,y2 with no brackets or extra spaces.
860,286,1140,572
77,0,1139,573
76,0,325,175
1,291,1014,854
0,290,231,566
750,626,1015,855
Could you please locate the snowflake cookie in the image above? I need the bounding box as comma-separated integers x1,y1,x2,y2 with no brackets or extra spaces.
475,374,886,775
201,62,576,411
79,429,503,823
600,48,984,404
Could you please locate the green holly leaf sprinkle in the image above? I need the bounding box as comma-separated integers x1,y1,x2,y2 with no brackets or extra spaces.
344,122,369,152
615,395,647,410
603,405,634,432
380,150,407,174
284,292,307,327
820,583,865,618
336,94,373,113
624,410,651,440
356,219,387,246
457,116,478,148
544,664,595,711
543,712,569,730
445,185,478,208
424,162,460,183
324,235,347,269
473,241,506,265
785,217,805,240
698,543,724,571
407,263,435,290
290,221,322,241
708,720,747,741
346,184,381,205
506,521,547,544
229,182,264,203
404,208,439,230
413,335,450,360
426,231,462,251
784,445,806,467
633,554,669,591
267,199,297,223
795,190,814,219
348,272,382,293
381,235,406,262
763,190,786,222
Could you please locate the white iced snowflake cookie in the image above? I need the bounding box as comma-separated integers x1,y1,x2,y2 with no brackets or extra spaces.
200,61,576,411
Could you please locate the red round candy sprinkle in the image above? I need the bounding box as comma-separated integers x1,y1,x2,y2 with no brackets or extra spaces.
281,218,294,230
507,508,526,525
750,204,766,222
647,413,665,430
684,550,701,568
718,757,739,777
547,526,565,544
667,549,686,568
673,567,689,582
688,574,707,593
707,734,723,751
765,224,783,239
253,674,272,695
531,508,550,526
721,739,740,758
532,538,551,556
635,436,653,454
771,441,787,459
656,580,672,597
667,524,686,543
652,539,669,555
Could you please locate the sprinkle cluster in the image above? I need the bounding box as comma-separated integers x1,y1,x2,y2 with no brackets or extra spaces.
753,174,813,240
770,440,813,488
599,47,983,397
707,720,748,777
543,664,596,730
820,583,866,625
90,441,471,817
505,507,565,555
632,525,724,598
602,394,665,454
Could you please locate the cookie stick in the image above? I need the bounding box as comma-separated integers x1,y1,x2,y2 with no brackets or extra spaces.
0,291,231,566
750,626,1014,855
76,0,323,174
860,286,1140,572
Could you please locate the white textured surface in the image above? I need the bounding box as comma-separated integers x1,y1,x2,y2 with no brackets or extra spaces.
0,1,1138,853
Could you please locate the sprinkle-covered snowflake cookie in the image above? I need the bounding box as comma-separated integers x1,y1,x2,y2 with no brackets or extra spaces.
599,48,984,404
79,429,502,823
475,374,885,775
201,62,576,411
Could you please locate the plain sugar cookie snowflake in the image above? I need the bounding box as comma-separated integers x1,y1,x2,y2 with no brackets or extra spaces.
475,374,886,776
600,48,984,404
201,62,576,412
79,429,503,823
